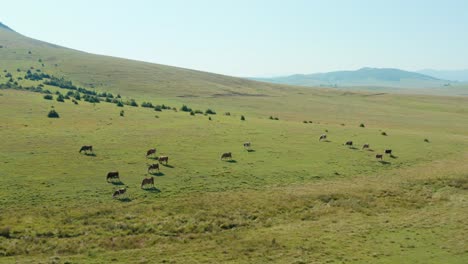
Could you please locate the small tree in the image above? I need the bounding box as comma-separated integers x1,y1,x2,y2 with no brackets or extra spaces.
180,104,192,112
43,94,53,100
47,109,60,118
154,105,162,111
241,115,245,121
190,111,195,116
360,123,365,128
120,110,125,117
205,109,216,115
116,101,124,107
56,94,65,102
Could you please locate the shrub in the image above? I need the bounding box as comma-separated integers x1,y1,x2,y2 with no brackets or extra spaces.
424,138,430,143
309,121,313,123
43,94,53,100
209,117,212,120
274,117,279,120
0,227,10,238
269,116,274,120
105,97,112,103
47,109,60,118
56,94,65,102
117,94,121,98
194,109,203,114
190,111,195,116
116,101,124,107
360,123,365,128
128,99,138,107
205,109,216,115
154,105,162,111
303,121,308,123
381,131,387,136
141,102,154,108
120,110,125,117
225,112,231,116
180,104,192,112
241,115,245,121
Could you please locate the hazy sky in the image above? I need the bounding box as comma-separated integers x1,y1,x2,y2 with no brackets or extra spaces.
2,0,467,76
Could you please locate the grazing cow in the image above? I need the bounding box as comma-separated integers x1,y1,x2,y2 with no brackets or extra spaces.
112,188,126,198
141,178,154,188
147,163,160,173
221,152,232,160
319,134,327,141
376,154,383,160
106,171,120,182
344,141,353,146
79,145,93,153
385,149,392,155
243,142,251,148
158,156,169,165
362,143,370,149
146,148,157,157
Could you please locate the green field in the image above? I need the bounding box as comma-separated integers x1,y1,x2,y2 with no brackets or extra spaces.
1,25,468,263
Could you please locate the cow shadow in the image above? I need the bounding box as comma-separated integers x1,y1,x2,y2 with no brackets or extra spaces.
116,197,132,202
349,146,358,150
225,159,237,163
110,180,125,185
149,172,165,177
323,140,331,143
390,155,398,159
147,156,158,160
379,160,391,165
84,153,97,157
162,164,174,168
142,187,161,193
366,149,374,152
246,149,256,152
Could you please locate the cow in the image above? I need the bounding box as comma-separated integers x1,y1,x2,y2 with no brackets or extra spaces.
79,145,93,153
376,154,383,160
112,188,126,198
146,148,157,157
106,171,119,182
344,141,353,146
243,142,251,148
385,149,392,155
141,178,154,189
158,156,169,165
148,163,160,173
319,134,327,141
221,152,232,160
362,143,370,149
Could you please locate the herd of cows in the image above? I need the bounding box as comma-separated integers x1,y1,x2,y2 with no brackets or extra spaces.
78,134,393,199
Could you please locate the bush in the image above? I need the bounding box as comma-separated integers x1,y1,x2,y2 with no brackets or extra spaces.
116,101,124,107
141,102,154,108
209,117,212,120
225,112,231,116
120,110,125,117
0,227,10,238
269,116,274,120
194,109,203,114
129,99,138,107
154,105,162,111
190,111,195,116
360,123,365,128
303,121,308,123
274,117,279,120
205,109,216,115
47,109,60,118
381,131,387,136
56,94,65,102
241,115,245,121
424,138,430,143
180,104,192,112
43,94,53,100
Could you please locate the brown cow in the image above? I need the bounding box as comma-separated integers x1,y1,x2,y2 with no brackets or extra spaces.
79,145,93,153
113,188,126,198
106,171,119,182
146,148,157,157
376,154,383,160
158,156,169,165
362,143,370,149
221,152,232,160
148,163,159,173
344,141,353,146
141,178,154,188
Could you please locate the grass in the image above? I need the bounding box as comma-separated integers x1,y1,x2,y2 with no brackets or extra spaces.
1,25,468,263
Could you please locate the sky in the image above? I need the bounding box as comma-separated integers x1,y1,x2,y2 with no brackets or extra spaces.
1,0,468,77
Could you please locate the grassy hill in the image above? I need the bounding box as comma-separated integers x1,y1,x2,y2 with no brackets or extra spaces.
252,67,451,89
1,23,468,263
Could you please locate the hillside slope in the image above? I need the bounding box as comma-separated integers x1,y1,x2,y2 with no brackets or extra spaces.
0,23,284,98
253,67,450,88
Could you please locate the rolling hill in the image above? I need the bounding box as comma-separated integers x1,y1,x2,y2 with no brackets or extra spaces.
418,69,468,82
252,67,450,88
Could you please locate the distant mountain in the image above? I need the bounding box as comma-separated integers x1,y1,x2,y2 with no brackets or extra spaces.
418,69,468,82
252,67,451,88
0,22,14,32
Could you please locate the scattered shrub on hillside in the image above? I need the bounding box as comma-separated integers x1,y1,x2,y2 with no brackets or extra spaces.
360,123,365,128
325,129,329,132
117,94,121,99
0,227,11,238
128,99,138,107
424,138,430,143
47,109,60,118
381,131,387,136
309,121,313,123
269,116,274,120
205,109,216,115
141,102,154,108
43,94,53,100
116,101,124,107
154,105,162,111
190,111,195,116
241,115,245,121
28,51,32,54
5,72,12,78
83,95,100,103
74,92,81,101
72,99,78,105
105,97,112,103
56,94,65,102
38,59,42,63
209,117,212,121
120,110,125,117
16,68,20,72
194,109,203,114
172,107,177,112
303,121,308,124
225,112,231,116
180,104,192,112
274,117,279,120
